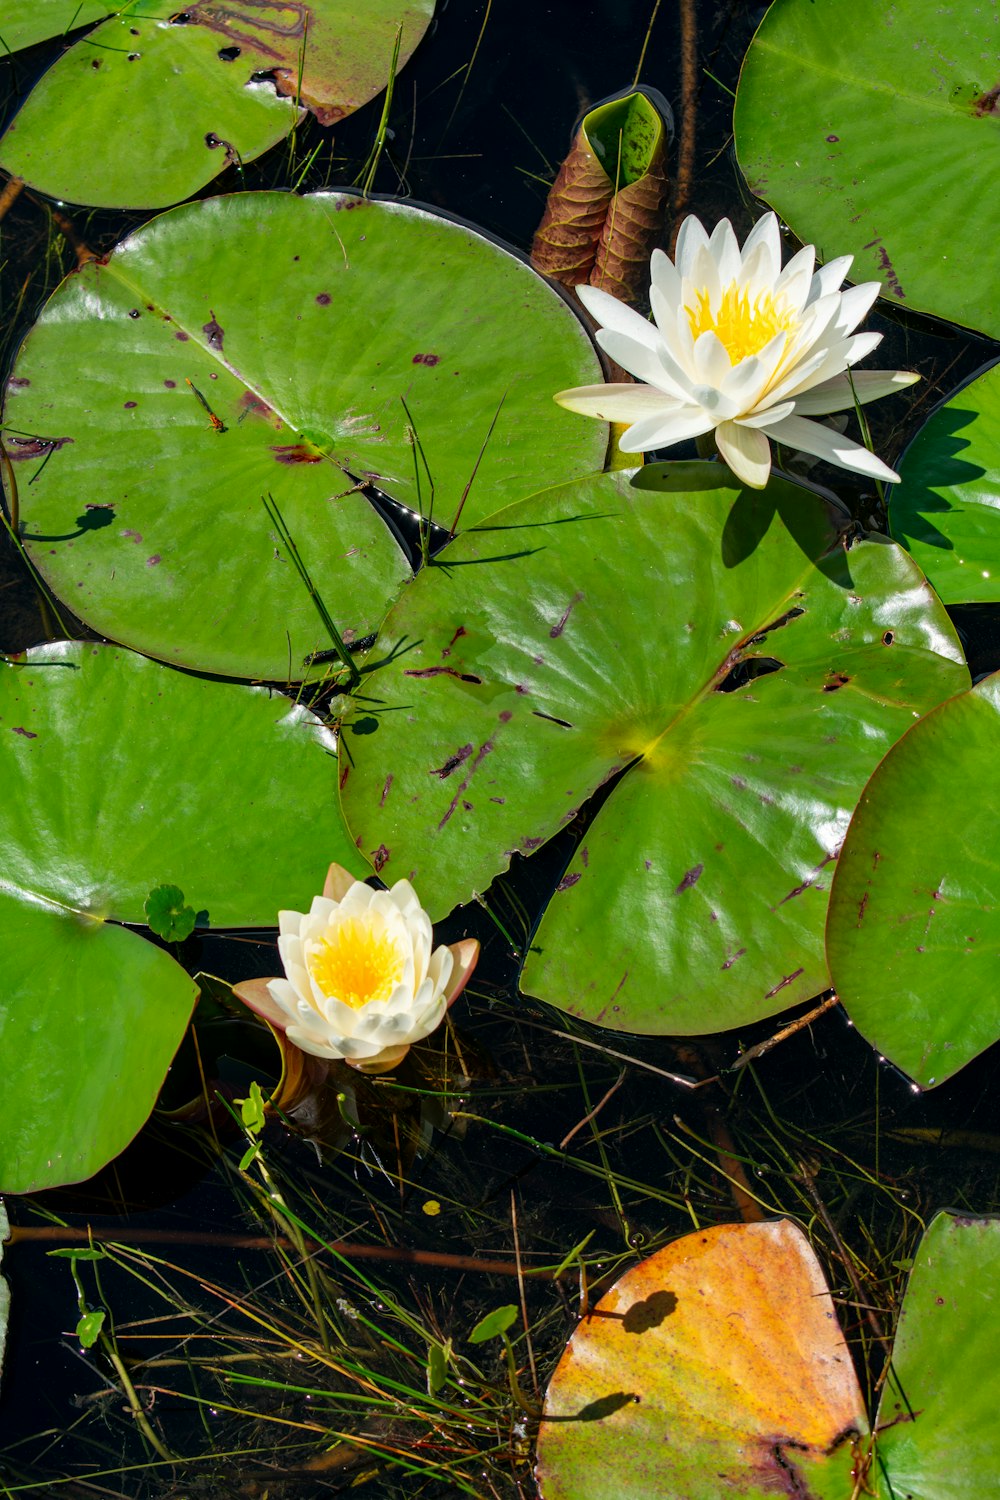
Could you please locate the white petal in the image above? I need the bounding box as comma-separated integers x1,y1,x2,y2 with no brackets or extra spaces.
774,244,815,310
687,241,722,306
285,1027,347,1061
618,406,716,454
555,382,684,422
736,401,796,428
834,281,881,334
307,894,337,923
807,254,853,303
264,978,300,1024
278,908,307,938
843,330,883,366
338,880,377,917
649,247,682,309
768,413,900,481
689,383,740,420
277,932,304,972
692,330,733,386
789,369,919,416
575,283,662,350
739,213,781,281
387,878,422,918
425,943,454,1000
596,328,679,391
738,238,777,300
715,420,773,488
720,333,787,412
674,214,712,280
708,218,741,285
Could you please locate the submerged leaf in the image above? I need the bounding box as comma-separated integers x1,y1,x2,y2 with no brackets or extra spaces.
145,884,197,943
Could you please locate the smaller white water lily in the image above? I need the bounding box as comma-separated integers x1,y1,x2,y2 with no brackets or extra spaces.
555,212,918,488
234,863,479,1074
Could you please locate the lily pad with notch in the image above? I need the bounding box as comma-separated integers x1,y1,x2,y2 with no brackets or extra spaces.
0,0,435,209
339,463,968,1035
2,191,606,680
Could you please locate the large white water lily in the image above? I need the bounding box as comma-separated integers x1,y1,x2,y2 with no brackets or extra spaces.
234,863,479,1074
555,212,918,489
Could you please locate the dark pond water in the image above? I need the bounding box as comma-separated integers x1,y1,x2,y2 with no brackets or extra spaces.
1,2,999,1496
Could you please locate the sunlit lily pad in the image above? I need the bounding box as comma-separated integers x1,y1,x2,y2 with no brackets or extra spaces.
827,671,1000,1088
734,0,1000,338
0,0,109,52
3,192,605,679
872,1212,1000,1499
340,463,968,1034
890,360,1000,604
535,1220,868,1500
0,639,365,1191
0,0,434,209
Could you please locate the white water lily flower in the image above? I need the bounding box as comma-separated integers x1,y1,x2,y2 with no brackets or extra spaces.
235,863,479,1074
555,212,918,489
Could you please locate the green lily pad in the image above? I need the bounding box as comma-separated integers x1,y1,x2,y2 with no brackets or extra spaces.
734,0,1000,338
0,638,366,1191
0,888,198,1193
0,639,363,923
0,0,109,53
890,360,1000,605
0,0,433,209
826,671,1000,1088
3,191,605,680
873,1212,1000,1499
536,1220,868,1500
339,463,968,1034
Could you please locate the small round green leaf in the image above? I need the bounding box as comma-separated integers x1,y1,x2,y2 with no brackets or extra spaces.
536,1220,867,1500
734,0,1000,338
827,672,1000,1087
145,884,197,943
890,360,1000,605
873,1213,1000,1499
340,464,968,1034
469,1305,519,1344
3,192,605,679
0,0,434,209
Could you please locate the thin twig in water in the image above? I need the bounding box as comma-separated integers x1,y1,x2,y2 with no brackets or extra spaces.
449,389,507,537
671,0,698,241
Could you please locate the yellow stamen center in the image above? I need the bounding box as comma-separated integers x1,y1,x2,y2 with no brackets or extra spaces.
687,284,797,363
308,919,405,1010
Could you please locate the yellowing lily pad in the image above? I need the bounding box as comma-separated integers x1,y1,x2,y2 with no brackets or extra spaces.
535,1220,868,1500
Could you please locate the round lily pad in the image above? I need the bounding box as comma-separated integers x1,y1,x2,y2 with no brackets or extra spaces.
0,0,434,209
734,0,1000,338
3,192,605,679
890,360,1000,605
339,463,968,1035
536,1220,867,1500
827,671,1000,1088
